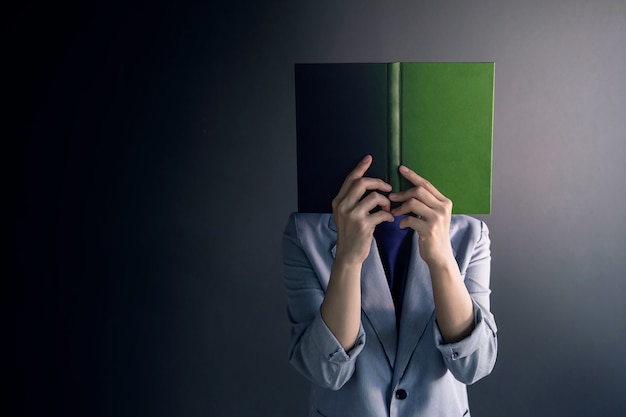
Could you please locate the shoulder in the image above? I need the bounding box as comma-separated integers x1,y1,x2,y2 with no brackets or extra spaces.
283,212,337,248
449,215,490,256
286,212,334,228
450,215,488,236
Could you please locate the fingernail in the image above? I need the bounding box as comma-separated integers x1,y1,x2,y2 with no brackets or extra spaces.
362,155,371,163
399,165,409,173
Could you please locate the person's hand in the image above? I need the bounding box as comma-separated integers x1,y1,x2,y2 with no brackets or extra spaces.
332,155,394,266
389,165,455,267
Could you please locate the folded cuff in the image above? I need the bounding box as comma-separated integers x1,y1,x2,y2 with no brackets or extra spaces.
311,310,366,363
434,301,493,361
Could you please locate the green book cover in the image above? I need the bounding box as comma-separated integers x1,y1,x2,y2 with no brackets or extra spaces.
295,62,494,214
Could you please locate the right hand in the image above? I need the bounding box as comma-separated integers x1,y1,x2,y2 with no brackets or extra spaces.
332,155,394,266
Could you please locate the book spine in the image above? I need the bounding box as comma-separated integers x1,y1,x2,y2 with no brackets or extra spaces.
388,62,401,191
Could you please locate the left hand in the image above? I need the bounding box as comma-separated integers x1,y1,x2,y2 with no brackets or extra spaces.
389,165,455,267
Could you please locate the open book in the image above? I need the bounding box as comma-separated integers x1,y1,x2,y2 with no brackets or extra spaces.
295,62,494,214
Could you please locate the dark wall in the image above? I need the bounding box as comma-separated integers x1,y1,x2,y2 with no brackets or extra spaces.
12,1,626,416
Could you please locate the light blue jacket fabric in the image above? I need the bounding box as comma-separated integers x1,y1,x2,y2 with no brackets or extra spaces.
283,213,498,417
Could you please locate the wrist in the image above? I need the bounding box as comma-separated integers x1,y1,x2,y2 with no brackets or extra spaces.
424,251,457,273
332,253,364,272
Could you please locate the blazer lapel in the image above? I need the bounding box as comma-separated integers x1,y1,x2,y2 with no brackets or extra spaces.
360,241,398,368
328,218,397,368
392,233,435,385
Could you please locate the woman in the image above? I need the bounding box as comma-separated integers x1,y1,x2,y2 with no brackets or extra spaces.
284,155,497,417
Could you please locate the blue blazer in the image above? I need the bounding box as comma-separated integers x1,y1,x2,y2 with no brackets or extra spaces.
283,213,498,417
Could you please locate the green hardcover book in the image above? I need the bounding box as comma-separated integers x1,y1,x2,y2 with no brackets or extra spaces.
295,62,494,214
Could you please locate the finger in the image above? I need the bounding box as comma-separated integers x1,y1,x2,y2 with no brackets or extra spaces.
398,215,425,232
388,185,440,209
369,209,395,226
355,190,391,215
344,177,392,204
391,197,433,219
349,154,374,180
334,155,374,203
334,178,392,216
398,165,447,201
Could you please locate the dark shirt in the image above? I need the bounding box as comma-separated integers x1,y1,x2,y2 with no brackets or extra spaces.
373,215,414,330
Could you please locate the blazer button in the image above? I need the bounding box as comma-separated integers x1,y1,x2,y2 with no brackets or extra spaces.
395,389,408,400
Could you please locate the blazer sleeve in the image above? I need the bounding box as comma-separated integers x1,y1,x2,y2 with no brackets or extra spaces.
283,214,366,391
433,220,498,385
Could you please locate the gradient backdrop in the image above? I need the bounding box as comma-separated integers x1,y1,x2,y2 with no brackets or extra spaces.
12,1,626,416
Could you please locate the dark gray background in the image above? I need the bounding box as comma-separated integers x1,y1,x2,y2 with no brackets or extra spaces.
12,0,625,416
